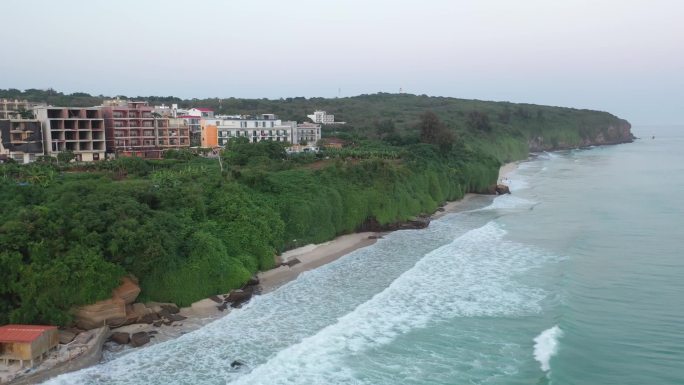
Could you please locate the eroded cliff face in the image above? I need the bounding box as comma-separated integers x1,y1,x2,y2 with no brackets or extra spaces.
528,120,635,152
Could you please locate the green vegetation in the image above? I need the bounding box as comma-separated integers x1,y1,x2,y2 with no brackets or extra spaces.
0,90,631,326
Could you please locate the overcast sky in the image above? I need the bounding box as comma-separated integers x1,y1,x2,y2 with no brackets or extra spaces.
2,0,682,124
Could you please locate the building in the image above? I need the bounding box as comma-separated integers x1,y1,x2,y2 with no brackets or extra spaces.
204,114,293,146
1,99,37,119
152,103,179,118
201,124,218,148
100,100,190,158
306,110,345,125
187,108,214,119
0,119,44,163
34,106,106,162
0,325,58,368
179,108,213,146
295,122,321,145
178,115,202,146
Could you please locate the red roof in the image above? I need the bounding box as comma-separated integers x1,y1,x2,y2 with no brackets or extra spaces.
0,325,57,343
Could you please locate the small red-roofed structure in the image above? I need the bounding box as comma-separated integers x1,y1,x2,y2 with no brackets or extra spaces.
0,325,58,367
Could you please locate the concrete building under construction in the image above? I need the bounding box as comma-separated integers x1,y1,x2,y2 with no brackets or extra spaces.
101,100,190,158
0,119,44,163
0,99,40,120
34,106,107,162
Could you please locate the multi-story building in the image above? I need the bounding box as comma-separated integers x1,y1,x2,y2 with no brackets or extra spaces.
1,99,35,119
307,110,346,125
294,122,321,145
34,106,106,162
178,115,202,146
100,100,190,158
203,114,293,147
0,119,43,163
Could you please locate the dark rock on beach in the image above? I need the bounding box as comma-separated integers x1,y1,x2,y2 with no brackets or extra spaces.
109,332,130,345
139,313,160,324
167,314,187,322
495,184,510,195
487,184,511,195
280,258,301,267
209,295,223,303
231,360,246,369
130,332,150,347
227,287,254,308
357,215,431,232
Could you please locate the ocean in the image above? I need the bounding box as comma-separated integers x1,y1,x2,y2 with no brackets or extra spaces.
44,125,684,385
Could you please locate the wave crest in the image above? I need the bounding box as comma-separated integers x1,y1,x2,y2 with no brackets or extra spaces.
533,325,563,372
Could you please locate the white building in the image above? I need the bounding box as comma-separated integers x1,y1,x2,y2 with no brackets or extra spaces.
210,114,293,146
187,108,214,118
307,110,335,124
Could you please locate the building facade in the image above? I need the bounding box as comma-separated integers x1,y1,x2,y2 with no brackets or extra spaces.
34,106,106,162
101,100,190,158
307,110,334,124
1,99,37,119
0,325,58,368
204,114,293,147
0,119,43,163
294,122,321,145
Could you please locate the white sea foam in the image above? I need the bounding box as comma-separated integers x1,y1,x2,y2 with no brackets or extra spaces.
480,194,536,211
533,325,563,372
231,223,555,384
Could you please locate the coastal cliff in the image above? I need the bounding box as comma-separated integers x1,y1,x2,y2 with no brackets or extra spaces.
528,119,635,152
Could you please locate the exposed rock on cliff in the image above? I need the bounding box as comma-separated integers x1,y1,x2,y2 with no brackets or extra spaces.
73,277,140,329
528,120,635,152
357,215,431,232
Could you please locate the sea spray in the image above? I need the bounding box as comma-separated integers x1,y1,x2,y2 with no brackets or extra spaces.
533,325,563,372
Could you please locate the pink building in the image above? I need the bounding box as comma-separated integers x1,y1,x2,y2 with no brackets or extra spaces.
101,100,190,158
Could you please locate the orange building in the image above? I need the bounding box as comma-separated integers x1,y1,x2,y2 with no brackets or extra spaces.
201,123,218,148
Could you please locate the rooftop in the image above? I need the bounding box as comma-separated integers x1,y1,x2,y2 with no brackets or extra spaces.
0,325,57,343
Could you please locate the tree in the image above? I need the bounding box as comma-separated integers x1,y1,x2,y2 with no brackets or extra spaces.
57,150,75,163
418,111,455,152
466,110,492,132
419,111,443,144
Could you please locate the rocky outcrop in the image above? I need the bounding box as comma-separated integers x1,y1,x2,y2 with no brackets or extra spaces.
487,184,510,195
528,120,635,152
73,277,140,330
357,215,431,232
73,277,189,330
73,298,127,330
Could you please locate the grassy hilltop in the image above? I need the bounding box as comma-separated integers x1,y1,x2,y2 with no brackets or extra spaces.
0,90,633,325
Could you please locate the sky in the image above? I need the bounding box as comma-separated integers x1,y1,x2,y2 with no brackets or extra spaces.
2,0,683,124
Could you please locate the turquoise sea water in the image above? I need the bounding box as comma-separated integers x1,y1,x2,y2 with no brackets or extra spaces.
45,125,684,385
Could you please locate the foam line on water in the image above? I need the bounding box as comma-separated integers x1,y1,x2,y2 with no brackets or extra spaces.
533,325,563,372
233,223,557,384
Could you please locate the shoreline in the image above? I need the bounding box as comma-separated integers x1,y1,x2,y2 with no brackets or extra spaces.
5,162,518,384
